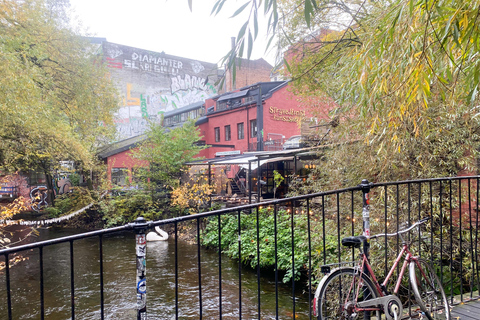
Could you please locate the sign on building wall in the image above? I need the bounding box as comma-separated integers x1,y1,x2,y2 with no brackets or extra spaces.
103,42,220,140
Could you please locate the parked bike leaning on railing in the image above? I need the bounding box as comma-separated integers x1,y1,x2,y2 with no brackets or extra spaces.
313,217,451,320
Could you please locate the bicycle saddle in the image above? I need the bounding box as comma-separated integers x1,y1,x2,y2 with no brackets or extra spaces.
341,235,367,248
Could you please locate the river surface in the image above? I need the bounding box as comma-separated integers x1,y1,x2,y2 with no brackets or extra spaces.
0,227,311,319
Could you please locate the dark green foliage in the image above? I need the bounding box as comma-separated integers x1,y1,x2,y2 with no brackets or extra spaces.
98,189,171,227
43,187,94,218
202,208,310,283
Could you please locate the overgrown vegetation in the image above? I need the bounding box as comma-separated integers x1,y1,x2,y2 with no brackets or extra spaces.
0,0,118,176
42,187,97,218
200,178,479,299
97,120,208,225
201,207,311,283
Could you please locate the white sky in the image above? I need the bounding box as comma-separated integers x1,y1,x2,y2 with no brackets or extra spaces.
68,0,276,66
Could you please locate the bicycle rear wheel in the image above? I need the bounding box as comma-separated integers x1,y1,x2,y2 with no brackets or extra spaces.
409,258,451,320
315,267,381,320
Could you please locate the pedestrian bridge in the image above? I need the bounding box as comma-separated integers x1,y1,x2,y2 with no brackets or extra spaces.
1,176,479,319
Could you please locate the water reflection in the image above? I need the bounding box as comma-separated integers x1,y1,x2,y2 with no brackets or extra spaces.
0,227,310,319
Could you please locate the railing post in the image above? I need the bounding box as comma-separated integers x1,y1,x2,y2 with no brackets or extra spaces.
359,179,373,320
133,217,148,320
360,179,372,239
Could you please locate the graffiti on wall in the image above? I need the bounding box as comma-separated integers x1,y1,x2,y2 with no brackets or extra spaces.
103,42,219,140
30,186,48,212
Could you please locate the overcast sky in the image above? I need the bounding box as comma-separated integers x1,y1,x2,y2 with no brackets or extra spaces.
68,0,276,66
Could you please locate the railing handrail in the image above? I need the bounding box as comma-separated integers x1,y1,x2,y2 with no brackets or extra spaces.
3,175,478,256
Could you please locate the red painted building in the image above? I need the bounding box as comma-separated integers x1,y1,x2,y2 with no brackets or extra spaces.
97,135,148,187
197,81,313,159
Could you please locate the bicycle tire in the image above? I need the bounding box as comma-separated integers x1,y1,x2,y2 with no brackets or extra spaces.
314,267,381,320
409,258,451,320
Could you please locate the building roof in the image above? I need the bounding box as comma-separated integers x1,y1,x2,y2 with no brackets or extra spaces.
97,134,148,159
217,89,250,102
210,81,288,102
163,101,204,118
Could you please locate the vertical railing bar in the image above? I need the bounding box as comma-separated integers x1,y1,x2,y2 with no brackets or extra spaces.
476,177,480,298
417,183,421,257
351,190,355,262
336,193,341,264
256,206,260,320
449,179,454,303
70,240,75,320
459,179,463,301
429,181,433,265
5,253,12,320
40,246,45,320
408,183,411,243
237,209,242,320
196,217,203,319
384,185,388,278
175,221,179,319
322,195,326,265
407,183,411,316
307,199,312,320
290,201,295,319
468,178,474,299
134,217,147,319
218,214,222,319
274,204,279,319
439,181,444,287
99,235,104,320
396,184,400,276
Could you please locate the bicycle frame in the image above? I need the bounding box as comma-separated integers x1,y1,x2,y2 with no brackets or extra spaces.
352,220,428,315
356,242,415,305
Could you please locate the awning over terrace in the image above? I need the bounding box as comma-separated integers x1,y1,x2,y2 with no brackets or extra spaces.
185,146,320,168
199,155,293,170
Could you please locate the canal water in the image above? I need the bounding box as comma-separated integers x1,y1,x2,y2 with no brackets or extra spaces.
0,227,311,319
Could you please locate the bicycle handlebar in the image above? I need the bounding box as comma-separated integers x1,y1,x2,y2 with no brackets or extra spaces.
370,217,430,239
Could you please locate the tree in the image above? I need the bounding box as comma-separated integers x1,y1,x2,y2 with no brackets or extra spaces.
132,120,207,191
171,169,214,214
0,0,119,179
204,0,480,183
284,0,480,182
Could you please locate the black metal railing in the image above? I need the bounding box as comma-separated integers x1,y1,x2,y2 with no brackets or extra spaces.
1,176,479,319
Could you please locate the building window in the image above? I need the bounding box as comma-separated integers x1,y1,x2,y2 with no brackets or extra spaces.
217,101,228,111
225,125,231,141
250,119,257,138
111,168,128,186
27,171,47,186
214,127,220,142
245,96,256,104
237,122,244,140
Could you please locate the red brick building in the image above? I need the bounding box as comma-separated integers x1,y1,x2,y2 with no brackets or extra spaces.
197,81,310,159
224,58,273,92
97,135,148,187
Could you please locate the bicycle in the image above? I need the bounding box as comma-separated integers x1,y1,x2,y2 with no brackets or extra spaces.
313,217,451,320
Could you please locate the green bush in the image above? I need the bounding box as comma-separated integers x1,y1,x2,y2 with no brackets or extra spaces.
43,187,94,218
98,189,168,227
201,208,310,283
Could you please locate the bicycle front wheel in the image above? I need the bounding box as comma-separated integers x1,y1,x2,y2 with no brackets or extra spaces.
315,267,381,320
409,258,451,320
